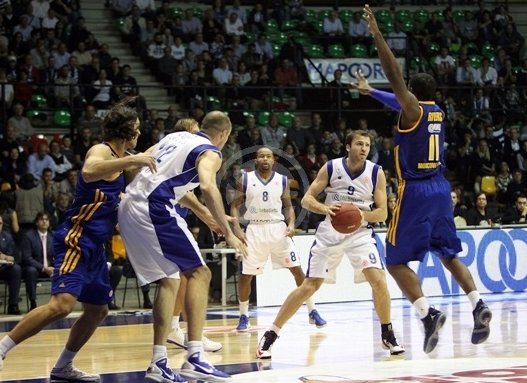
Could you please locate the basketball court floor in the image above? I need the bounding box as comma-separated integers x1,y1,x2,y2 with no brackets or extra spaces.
0,291,525,383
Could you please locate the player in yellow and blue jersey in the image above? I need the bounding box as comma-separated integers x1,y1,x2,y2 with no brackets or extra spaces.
363,4,492,354
0,98,156,382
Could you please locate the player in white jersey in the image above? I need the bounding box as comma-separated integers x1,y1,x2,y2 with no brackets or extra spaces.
119,111,247,383
256,130,404,359
231,147,326,332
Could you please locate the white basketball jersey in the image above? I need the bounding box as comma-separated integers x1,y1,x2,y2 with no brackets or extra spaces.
125,131,221,206
242,171,286,223
323,158,381,211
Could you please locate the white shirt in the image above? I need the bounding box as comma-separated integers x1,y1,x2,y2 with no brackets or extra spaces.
242,171,286,223
323,17,343,35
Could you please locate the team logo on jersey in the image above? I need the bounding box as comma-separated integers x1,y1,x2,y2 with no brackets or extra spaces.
428,123,442,133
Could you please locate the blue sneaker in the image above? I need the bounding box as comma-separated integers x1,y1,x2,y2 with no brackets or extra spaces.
471,300,492,344
180,352,232,382
236,314,250,332
145,357,187,383
309,309,327,328
421,307,446,354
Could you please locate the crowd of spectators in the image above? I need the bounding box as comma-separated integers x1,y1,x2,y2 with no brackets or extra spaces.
0,0,525,311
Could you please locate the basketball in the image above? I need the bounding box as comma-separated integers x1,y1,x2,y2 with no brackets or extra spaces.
331,203,362,234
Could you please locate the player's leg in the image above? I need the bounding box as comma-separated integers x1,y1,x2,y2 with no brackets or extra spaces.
168,274,186,348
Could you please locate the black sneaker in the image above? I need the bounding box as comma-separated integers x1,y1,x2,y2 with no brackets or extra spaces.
381,331,405,355
471,299,492,344
421,307,446,354
256,330,278,359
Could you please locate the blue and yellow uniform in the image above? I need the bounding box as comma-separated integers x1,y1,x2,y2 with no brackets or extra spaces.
51,145,125,305
385,102,462,265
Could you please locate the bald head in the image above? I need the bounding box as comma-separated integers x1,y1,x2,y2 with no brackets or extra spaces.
201,111,232,149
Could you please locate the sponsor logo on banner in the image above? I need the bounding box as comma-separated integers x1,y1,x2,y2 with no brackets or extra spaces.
374,228,527,294
303,58,406,85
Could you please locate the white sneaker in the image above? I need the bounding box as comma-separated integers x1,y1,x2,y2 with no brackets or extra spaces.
167,327,186,349
202,335,222,352
167,327,223,352
50,362,100,382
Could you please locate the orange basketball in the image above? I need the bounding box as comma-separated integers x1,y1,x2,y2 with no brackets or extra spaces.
331,203,362,234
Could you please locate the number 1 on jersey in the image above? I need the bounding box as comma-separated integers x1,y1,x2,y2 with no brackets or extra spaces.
428,134,440,162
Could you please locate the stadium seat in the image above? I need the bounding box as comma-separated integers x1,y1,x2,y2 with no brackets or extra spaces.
481,43,495,59
267,18,280,33
339,9,353,24
449,42,461,54
481,176,497,197
206,96,221,111
115,17,125,32
369,44,378,57
192,7,203,20
375,9,392,25
306,44,324,58
305,9,317,24
453,9,466,22
169,7,183,19
401,19,414,32
258,111,270,126
379,20,394,34
53,110,71,128
27,110,49,127
30,94,47,109
328,44,346,58
413,9,429,24
465,42,479,55
395,9,411,23
470,55,483,69
433,10,444,21
30,134,49,152
278,111,294,129
351,44,368,58
272,44,282,57
429,42,440,55
318,9,331,21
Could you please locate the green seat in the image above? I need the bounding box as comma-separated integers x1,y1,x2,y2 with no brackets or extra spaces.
433,10,444,22
401,19,414,32
282,19,301,31
369,44,378,57
275,33,288,45
375,9,392,25
267,18,280,33
116,17,125,32
339,9,354,24
481,43,495,59
31,94,47,109
413,9,429,24
470,55,483,69
453,9,466,22
272,43,282,57
258,111,270,126
169,7,183,20
53,110,71,128
306,44,324,58
465,42,479,55
395,9,411,23
192,7,203,20
206,96,221,110
410,57,430,72
429,42,440,55
329,44,346,58
351,43,368,58
379,20,394,34
27,110,49,127
243,111,255,120
278,112,294,129
318,9,331,21
449,42,461,54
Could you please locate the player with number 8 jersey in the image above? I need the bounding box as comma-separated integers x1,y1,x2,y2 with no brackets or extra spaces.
231,147,326,334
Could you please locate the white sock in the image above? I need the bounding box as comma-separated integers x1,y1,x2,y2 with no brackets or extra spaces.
172,315,180,330
467,291,481,310
0,336,16,357
305,297,315,313
54,348,77,369
239,300,249,317
186,341,204,360
413,297,430,319
270,324,281,335
152,345,167,362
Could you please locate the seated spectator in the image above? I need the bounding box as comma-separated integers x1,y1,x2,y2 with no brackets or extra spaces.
89,69,113,109
50,191,71,229
53,64,82,115
225,73,246,110
248,3,266,33
7,103,34,143
13,70,33,107
0,125,22,161
451,190,467,228
210,33,226,60
0,70,14,113
74,127,93,166
0,215,22,315
42,8,59,30
1,147,26,186
502,193,527,224
49,140,72,182
40,167,59,214
456,58,478,87
212,56,233,86
27,143,56,181
146,32,166,69
475,57,498,87
329,69,351,109
110,0,134,16
13,14,33,42
498,58,518,86
386,22,407,57
58,168,77,200
72,41,92,66
122,6,146,51
188,33,209,56
60,135,75,165
170,36,185,60
254,34,273,62
52,42,71,70
15,173,44,232
499,23,525,60
20,54,40,85
260,113,286,150
224,12,245,42
76,104,102,136
21,211,54,311
181,8,202,42
348,11,370,47
68,55,82,84
458,11,479,45
465,192,500,226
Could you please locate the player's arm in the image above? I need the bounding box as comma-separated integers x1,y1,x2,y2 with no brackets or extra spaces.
363,5,421,125
82,144,156,183
124,144,160,184
230,175,246,240
281,181,296,237
363,167,388,223
351,70,401,111
179,191,221,233
301,164,340,216
198,151,248,257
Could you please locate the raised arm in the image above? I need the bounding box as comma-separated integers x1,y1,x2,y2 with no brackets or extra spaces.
363,5,421,125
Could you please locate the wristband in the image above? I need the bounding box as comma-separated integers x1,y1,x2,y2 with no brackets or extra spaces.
370,89,401,111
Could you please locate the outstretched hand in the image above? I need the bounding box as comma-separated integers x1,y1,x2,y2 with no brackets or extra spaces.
350,69,373,95
130,153,157,173
363,4,381,37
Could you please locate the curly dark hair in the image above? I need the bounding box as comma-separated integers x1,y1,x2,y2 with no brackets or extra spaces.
101,96,140,141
